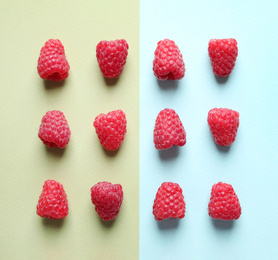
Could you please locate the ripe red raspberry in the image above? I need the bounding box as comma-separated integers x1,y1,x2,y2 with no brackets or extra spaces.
207,108,239,146
154,108,186,150
208,182,241,220
153,39,185,80
153,182,186,221
208,38,238,77
37,39,70,81
36,180,69,219
91,181,124,221
38,110,71,148
96,39,129,79
93,109,127,151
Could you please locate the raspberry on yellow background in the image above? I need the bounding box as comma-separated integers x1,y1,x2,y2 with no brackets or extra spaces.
96,39,129,79
36,180,69,219
38,110,71,148
0,0,140,259
91,182,124,221
37,39,70,82
93,109,127,151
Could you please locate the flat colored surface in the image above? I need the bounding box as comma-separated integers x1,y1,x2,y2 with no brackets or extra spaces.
0,1,139,259
139,1,278,259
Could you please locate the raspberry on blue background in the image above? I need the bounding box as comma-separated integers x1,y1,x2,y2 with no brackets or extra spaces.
207,108,239,146
208,182,241,220
139,1,278,260
153,39,185,80
208,38,238,77
153,182,186,221
153,108,186,150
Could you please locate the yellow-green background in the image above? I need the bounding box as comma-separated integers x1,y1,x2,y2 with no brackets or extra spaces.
0,1,139,259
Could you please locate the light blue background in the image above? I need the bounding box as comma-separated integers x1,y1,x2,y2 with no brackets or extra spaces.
139,1,278,259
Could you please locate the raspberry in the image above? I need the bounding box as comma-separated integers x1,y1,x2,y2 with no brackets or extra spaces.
207,108,239,146
38,110,71,148
90,182,123,221
93,109,127,151
36,180,69,219
208,38,238,77
153,108,186,150
96,39,129,79
153,39,185,80
37,39,70,81
208,182,241,220
153,182,186,221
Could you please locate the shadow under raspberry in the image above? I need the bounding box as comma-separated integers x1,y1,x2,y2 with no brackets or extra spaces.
101,146,119,157
90,204,116,228
43,79,66,89
157,218,180,230
99,218,116,228
207,129,231,153
214,142,231,153
42,217,65,228
158,146,180,161
214,75,229,84
44,146,66,157
103,76,119,87
156,78,179,90
211,218,234,230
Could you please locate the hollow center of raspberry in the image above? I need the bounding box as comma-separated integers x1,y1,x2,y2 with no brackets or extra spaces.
43,139,57,148
47,73,62,81
43,214,54,219
167,72,176,80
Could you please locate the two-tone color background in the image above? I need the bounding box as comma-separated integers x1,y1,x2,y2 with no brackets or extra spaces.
0,1,278,259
